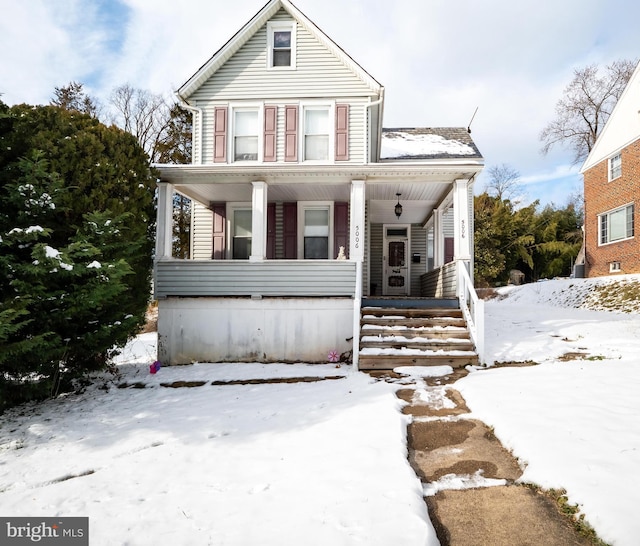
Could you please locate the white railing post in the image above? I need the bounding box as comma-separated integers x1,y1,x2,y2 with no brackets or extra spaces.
350,180,366,371
457,260,485,365
352,260,362,371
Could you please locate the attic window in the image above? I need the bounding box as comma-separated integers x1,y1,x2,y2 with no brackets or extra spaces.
267,21,296,69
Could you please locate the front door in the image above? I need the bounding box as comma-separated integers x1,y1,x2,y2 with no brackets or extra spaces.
383,225,410,296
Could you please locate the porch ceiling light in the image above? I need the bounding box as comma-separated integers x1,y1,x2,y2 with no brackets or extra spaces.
394,192,403,219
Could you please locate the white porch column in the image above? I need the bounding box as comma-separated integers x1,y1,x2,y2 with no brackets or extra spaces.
453,178,472,261
350,180,366,371
433,205,444,268
155,182,174,259
250,181,268,261
349,180,366,261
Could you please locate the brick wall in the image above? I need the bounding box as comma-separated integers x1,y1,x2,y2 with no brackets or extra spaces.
583,138,640,277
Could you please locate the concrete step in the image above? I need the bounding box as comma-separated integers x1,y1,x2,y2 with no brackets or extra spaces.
358,353,479,369
361,324,471,339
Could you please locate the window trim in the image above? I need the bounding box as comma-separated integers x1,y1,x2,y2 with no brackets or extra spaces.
598,202,634,246
300,102,335,163
610,261,622,273
226,202,253,259
297,201,334,259
229,104,262,163
608,153,622,181
267,21,296,70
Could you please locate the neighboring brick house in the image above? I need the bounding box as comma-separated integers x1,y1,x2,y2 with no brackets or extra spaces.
581,61,640,277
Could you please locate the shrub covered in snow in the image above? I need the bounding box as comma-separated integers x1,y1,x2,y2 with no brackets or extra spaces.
0,102,156,409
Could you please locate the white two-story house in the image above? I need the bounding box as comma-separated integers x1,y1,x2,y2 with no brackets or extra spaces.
154,0,484,368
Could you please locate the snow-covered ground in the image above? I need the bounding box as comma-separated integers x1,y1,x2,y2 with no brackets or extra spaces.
1,274,639,545
0,340,436,545
458,275,640,546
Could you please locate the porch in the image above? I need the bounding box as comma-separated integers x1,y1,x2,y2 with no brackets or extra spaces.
154,164,484,366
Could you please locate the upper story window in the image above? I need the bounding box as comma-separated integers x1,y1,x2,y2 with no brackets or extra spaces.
267,21,296,69
232,108,259,162
302,105,334,161
609,153,622,181
599,203,634,245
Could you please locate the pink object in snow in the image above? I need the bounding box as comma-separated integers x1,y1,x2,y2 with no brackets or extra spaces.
149,361,161,374
327,350,340,363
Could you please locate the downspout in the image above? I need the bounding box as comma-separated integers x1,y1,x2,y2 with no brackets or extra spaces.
353,89,385,370
365,87,385,163
175,93,202,165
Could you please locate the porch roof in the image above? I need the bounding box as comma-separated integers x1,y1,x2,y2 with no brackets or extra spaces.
155,161,483,225
154,160,484,187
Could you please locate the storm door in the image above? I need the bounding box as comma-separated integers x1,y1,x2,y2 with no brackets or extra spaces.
383,225,410,296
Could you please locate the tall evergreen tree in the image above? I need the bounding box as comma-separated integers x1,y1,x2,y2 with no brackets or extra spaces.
0,102,156,409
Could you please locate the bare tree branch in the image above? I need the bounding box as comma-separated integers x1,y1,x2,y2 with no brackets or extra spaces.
540,59,637,164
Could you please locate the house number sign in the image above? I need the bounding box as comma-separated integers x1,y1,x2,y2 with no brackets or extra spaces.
461,219,466,239
354,225,360,249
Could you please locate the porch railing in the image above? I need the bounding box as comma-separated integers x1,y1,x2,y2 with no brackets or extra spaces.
457,260,485,364
154,259,358,299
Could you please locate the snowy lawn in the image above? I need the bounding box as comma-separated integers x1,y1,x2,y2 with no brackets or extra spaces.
0,347,436,545
457,276,640,546
2,274,640,545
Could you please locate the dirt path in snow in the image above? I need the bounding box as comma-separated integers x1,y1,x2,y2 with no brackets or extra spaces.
370,368,603,546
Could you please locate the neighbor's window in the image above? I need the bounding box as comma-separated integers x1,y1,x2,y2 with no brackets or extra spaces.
599,203,634,244
233,109,259,161
303,107,330,160
610,261,621,273
609,153,622,181
232,209,252,259
268,22,296,69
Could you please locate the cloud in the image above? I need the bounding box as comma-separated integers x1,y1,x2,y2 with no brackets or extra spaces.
3,0,639,207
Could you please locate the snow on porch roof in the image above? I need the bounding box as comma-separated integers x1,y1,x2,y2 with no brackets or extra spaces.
380,128,483,161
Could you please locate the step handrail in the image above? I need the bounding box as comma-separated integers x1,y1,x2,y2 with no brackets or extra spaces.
457,261,485,364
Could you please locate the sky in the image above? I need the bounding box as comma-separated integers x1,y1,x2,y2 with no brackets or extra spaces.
1,0,639,207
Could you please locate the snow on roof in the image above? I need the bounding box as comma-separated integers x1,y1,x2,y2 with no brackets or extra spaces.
381,128,482,160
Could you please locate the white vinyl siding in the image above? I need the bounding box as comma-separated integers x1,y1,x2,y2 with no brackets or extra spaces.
155,260,357,298
191,12,377,101
190,10,375,165
198,99,366,164
190,202,214,260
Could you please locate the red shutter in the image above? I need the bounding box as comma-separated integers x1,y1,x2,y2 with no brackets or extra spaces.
267,203,276,259
213,107,227,163
264,105,277,162
334,202,349,258
284,105,298,162
211,203,226,259
283,202,297,259
445,237,454,264
335,104,349,161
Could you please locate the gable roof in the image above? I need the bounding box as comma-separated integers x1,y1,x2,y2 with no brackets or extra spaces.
380,128,483,161
581,60,640,173
177,0,382,100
